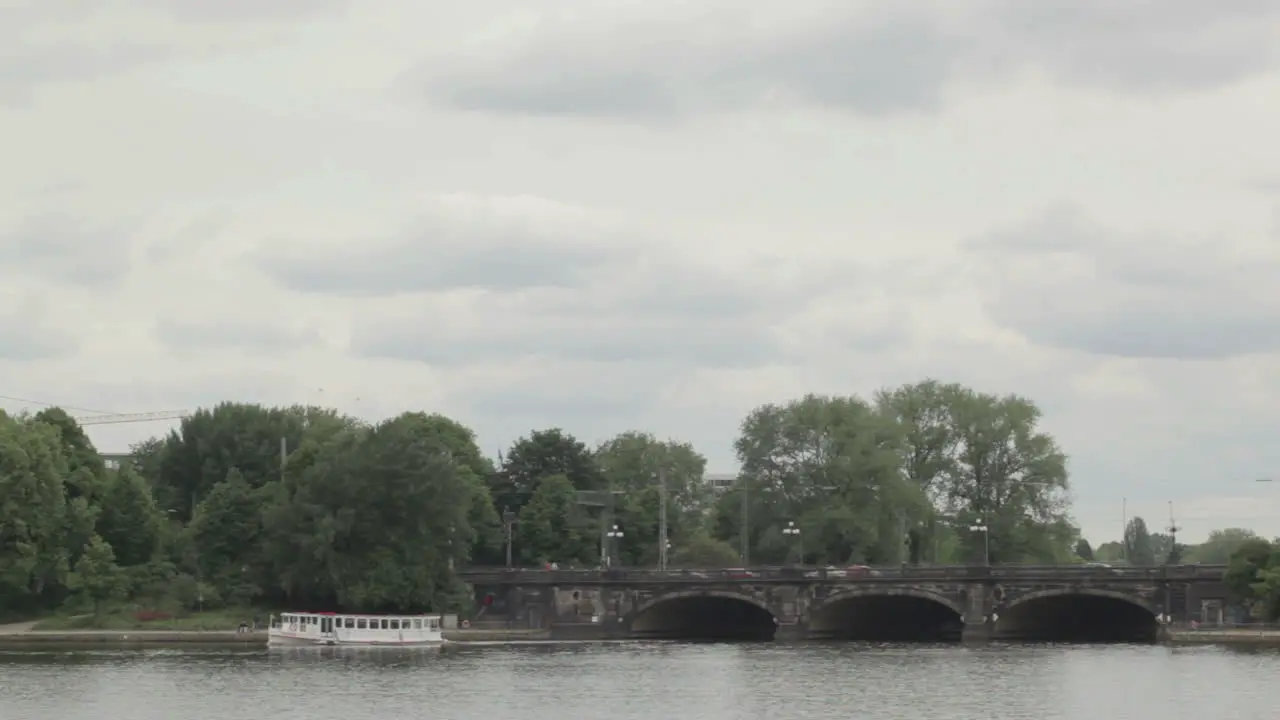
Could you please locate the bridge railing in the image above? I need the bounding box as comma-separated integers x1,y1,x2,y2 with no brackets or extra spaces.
457,563,1226,584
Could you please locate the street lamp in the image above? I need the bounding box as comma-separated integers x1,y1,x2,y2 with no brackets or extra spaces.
502,507,517,568
606,524,624,568
969,522,989,566
782,521,801,565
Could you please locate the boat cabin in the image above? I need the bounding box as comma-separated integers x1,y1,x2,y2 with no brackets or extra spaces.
269,611,444,645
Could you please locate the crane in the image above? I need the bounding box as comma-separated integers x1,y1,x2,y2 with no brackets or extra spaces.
73,410,190,425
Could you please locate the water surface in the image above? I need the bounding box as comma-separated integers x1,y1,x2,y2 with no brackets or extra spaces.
1,642,1275,719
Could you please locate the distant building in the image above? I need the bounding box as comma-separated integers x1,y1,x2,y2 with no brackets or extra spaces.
705,473,736,494
99,451,132,471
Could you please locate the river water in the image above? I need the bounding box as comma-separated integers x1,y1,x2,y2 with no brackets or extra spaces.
1,642,1275,720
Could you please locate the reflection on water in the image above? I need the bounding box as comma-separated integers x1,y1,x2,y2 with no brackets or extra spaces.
2,642,1278,720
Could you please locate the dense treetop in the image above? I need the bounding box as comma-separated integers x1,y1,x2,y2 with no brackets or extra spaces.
0,379,1267,621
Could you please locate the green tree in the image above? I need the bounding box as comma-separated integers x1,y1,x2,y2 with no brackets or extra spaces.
669,529,741,567
1074,538,1094,561
0,412,73,613
1185,528,1260,564
1224,537,1274,603
1094,541,1125,562
70,535,125,615
1124,517,1156,566
595,432,712,566
144,402,339,522
518,474,596,565
96,468,164,567
32,407,106,501
261,413,477,611
496,429,605,511
717,394,914,566
190,468,264,606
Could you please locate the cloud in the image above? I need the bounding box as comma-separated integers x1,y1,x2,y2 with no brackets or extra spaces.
250,195,631,297
0,295,80,361
423,0,1280,119
4,0,1280,548
967,206,1280,359
154,316,325,354
0,0,349,101
0,212,135,289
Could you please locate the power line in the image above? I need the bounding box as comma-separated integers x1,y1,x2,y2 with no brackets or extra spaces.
0,393,116,416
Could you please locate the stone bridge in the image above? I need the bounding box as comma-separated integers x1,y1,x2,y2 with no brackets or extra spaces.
459,565,1230,642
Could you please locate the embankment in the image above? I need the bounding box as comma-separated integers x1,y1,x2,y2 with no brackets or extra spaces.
1167,629,1280,647
0,628,551,648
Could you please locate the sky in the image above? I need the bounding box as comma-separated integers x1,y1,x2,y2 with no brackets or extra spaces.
2,0,1279,545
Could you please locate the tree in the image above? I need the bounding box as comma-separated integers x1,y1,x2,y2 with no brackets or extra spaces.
261,412,478,611
595,432,712,566
518,474,596,566
1124,517,1156,566
143,402,339,522
0,412,73,613
1186,528,1260,564
718,394,914,565
495,429,605,512
1074,539,1094,561
1224,538,1274,603
190,468,264,606
669,529,740,567
70,535,125,615
96,468,164,567
32,408,106,500
1094,541,1125,562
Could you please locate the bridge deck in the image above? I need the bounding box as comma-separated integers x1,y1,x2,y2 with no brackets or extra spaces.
459,565,1225,585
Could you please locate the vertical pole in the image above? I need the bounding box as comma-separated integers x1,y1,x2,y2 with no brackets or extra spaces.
280,436,287,477
658,466,668,571
740,478,749,565
1121,497,1128,563
897,513,906,567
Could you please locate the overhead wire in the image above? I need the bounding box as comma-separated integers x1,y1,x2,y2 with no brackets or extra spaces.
0,393,117,416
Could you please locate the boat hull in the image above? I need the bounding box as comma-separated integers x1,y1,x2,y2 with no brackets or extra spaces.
268,632,445,647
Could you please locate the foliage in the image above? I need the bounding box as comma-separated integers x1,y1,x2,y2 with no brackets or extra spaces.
1185,528,1260,564
517,474,596,566
1074,539,1093,561
1124,517,1156,566
9,378,1227,623
494,428,605,512
69,535,125,614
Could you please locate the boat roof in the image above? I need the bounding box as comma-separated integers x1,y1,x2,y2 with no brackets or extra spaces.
281,611,444,616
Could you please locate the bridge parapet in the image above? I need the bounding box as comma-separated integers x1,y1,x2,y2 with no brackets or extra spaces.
459,564,1226,586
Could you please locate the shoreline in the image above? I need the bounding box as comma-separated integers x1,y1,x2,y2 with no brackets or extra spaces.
3,627,1278,649
0,628,552,648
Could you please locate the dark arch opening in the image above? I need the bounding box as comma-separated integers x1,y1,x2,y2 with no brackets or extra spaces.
994,593,1158,643
808,593,963,641
629,595,777,641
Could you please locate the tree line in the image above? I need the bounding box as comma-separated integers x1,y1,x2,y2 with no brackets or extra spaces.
0,378,1249,619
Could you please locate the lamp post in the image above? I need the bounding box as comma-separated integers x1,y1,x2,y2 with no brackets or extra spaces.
502,506,517,568
783,521,801,565
606,524,624,568
969,522,989,566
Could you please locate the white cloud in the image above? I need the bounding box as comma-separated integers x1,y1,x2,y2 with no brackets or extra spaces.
2,0,1280,545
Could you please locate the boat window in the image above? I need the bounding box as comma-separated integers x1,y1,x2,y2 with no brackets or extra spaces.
343,618,354,628
429,618,439,630
412,619,421,629
356,619,367,629
389,619,399,630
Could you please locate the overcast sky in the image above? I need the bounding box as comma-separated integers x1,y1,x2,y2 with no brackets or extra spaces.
3,0,1279,545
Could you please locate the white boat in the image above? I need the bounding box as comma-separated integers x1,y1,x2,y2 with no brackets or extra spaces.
268,611,447,647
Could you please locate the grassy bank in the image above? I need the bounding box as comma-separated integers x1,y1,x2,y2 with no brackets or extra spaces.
34,608,267,631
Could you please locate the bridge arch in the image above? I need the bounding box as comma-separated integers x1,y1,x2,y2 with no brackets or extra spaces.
996,587,1159,642
628,590,778,641
809,587,964,641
